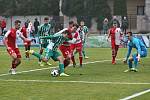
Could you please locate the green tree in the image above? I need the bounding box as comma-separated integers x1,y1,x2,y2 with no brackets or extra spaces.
0,0,60,15
90,0,111,30
113,0,127,16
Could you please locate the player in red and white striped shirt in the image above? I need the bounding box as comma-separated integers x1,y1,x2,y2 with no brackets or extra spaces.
108,23,122,64
3,20,31,74
70,23,83,67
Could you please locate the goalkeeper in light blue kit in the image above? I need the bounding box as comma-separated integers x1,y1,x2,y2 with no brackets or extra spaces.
28,30,72,76
124,32,147,72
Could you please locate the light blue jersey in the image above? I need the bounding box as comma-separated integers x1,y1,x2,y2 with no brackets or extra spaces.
126,37,147,61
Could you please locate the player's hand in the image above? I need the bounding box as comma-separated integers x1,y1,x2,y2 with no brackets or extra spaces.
137,54,140,62
137,56,140,62
7,47,11,50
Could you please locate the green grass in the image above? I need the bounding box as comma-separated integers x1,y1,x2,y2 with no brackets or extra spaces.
0,47,149,100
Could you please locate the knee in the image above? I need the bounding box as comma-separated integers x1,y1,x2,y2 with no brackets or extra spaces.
16,59,21,65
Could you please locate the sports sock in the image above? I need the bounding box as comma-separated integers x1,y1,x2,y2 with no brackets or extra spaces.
59,63,64,73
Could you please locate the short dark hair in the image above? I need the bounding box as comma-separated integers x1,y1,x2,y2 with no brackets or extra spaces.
73,23,79,28
127,32,133,36
44,17,49,20
69,21,74,25
15,20,21,24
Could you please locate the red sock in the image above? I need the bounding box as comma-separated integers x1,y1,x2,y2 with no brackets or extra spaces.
112,56,115,62
79,57,83,65
12,60,16,69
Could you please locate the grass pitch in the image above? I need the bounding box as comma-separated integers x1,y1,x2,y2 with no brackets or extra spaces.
0,47,149,100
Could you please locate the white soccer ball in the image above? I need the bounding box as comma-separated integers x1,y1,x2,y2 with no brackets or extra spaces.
51,69,59,77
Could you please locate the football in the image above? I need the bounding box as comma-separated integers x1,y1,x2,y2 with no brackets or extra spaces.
51,69,59,77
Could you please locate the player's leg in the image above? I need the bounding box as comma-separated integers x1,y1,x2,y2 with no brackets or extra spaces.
27,42,31,58
53,51,69,76
28,49,49,63
24,44,28,58
59,45,71,68
64,57,70,68
132,54,138,72
77,43,83,67
82,41,89,59
112,48,116,64
71,44,76,67
124,56,133,72
38,44,45,66
9,48,21,74
114,45,119,61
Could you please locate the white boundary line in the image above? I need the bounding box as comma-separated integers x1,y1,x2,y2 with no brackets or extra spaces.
120,89,150,100
0,59,114,77
0,79,150,85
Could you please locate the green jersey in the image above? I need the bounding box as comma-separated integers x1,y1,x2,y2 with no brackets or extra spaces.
40,33,69,51
79,26,88,42
38,23,51,45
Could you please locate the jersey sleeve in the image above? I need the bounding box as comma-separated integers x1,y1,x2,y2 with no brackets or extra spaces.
134,40,142,55
4,30,11,38
57,28,68,34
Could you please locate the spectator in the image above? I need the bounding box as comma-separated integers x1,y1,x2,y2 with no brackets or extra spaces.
34,18,40,34
24,19,30,28
0,20,2,35
49,19,56,33
109,16,120,28
1,19,6,35
103,18,109,34
121,16,128,35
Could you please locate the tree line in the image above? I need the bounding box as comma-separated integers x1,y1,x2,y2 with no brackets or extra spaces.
0,0,127,30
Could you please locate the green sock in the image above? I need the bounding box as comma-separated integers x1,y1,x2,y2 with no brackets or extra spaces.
74,50,78,55
82,51,85,58
32,52,42,59
59,63,64,73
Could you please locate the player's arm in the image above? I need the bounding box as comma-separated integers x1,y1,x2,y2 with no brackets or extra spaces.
107,29,111,41
57,28,68,34
40,33,62,39
17,30,31,42
67,38,77,44
68,32,79,44
37,25,41,37
134,41,141,61
40,35,53,39
3,30,10,49
85,26,89,36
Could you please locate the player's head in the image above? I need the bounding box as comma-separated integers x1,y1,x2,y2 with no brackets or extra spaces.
72,23,79,32
80,20,85,26
113,23,117,28
44,17,49,24
126,32,133,40
15,20,21,29
69,21,74,28
62,30,69,37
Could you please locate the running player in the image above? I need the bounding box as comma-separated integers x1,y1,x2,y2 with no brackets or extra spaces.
70,23,83,67
59,21,74,68
28,30,71,76
3,20,31,74
38,17,52,66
